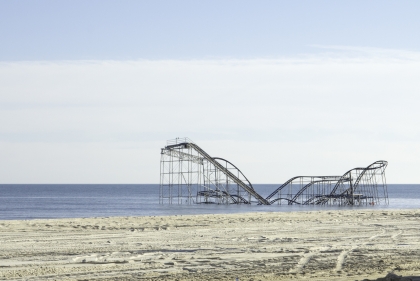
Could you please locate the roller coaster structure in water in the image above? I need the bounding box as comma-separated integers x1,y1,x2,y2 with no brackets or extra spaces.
159,138,388,206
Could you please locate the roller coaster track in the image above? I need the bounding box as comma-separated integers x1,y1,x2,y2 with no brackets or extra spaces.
290,179,336,205
160,138,388,206
329,161,388,196
265,176,302,202
264,176,344,204
261,161,387,206
166,142,270,205
342,160,387,195
269,198,301,205
212,157,255,191
197,190,250,204
305,161,388,205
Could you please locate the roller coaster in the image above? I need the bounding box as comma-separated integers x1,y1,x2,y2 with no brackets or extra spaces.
160,138,388,206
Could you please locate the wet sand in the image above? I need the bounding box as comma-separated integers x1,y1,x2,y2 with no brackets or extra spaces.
1,209,420,280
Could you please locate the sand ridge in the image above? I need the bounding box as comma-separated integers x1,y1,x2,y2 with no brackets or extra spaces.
0,209,419,280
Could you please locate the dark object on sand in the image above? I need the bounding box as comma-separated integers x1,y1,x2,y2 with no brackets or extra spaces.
371,272,420,281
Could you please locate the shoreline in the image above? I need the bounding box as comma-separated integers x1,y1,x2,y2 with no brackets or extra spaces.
1,209,420,280
2,205,419,221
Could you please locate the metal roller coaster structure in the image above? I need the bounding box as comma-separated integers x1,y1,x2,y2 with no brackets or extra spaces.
160,138,388,206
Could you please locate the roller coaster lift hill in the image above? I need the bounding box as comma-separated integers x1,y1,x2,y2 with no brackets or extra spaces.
159,138,388,206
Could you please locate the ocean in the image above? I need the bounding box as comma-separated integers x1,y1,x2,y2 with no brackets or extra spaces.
0,184,419,220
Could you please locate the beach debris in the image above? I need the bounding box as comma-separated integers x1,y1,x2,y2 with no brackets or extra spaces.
370,272,420,281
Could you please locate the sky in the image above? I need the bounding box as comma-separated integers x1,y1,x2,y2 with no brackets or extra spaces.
1,1,420,184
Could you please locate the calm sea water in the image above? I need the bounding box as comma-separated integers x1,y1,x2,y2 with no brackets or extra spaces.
0,184,419,220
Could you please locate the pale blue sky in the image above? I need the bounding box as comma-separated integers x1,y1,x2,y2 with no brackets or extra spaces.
1,1,420,60
1,1,420,183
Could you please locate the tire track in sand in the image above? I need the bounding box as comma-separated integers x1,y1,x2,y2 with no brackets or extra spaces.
334,227,401,272
290,247,330,273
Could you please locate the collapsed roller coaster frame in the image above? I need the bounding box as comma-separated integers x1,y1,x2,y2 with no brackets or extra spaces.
159,138,388,206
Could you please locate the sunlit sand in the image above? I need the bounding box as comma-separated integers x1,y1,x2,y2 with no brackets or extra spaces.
1,209,419,280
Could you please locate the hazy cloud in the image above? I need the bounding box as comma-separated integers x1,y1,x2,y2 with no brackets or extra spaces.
1,49,419,183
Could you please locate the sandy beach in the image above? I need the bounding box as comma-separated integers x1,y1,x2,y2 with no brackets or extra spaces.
1,209,420,281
